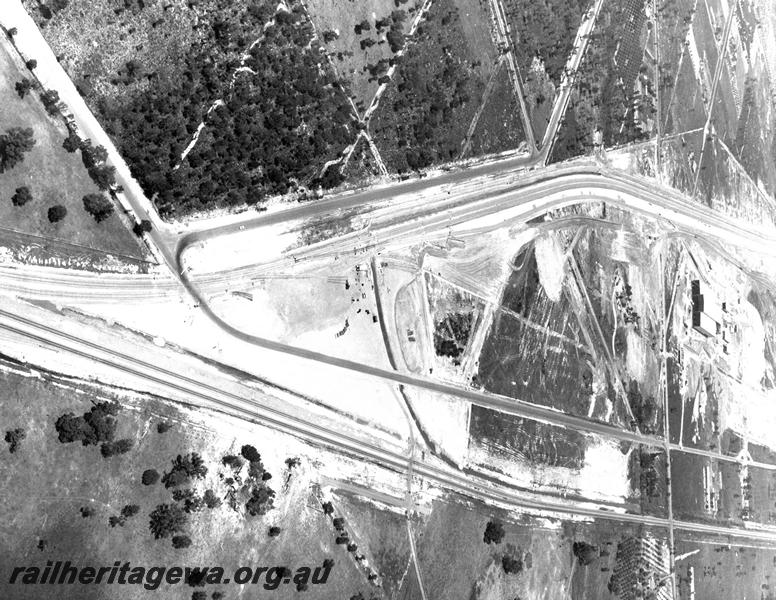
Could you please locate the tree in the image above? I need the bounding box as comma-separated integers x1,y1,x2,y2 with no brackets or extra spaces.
109,515,126,527
502,554,523,575
142,469,160,485
572,541,598,566
333,517,346,530
62,130,81,152
132,219,152,236
386,29,405,53
162,453,208,488
25,59,37,71
15,78,33,98
0,127,35,172
4,428,26,453
172,535,192,549
83,193,114,222
149,503,187,539
191,591,206,600
55,402,119,446
268,526,281,537
212,593,224,600
39,89,60,116
7,27,17,37
80,506,95,518
483,520,505,544
245,485,275,516
222,454,243,470
121,504,141,518
322,501,334,515
11,186,32,207
203,489,221,509
47,204,67,223
157,421,173,434
100,438,133,457
240,444,261,462
172,489,203,514
88,163,117,190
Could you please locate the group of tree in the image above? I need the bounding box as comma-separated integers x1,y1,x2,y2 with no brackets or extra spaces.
11,186,32,207
236,445,276,517
169,488,221,514
506,0,591,87
78,139,117,191
370,0,483,173
172,488,204,514
551,0,653,162
109,504,140,528
36,0,70,21
175,5,353,209
55,401,118,445
54,402,133,455
79,0,349,218
15,78,33,99
501,553,523,574
0,127,35,173
40,89,61,116
149,503,187,539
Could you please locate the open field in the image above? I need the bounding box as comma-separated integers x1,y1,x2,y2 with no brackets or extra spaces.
0,357,369,599
0,33,146,266
333,491,412,598
675,540,776,600
404,498,570,600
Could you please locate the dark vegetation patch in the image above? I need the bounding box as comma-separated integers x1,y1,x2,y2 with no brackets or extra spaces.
30,0,355,219
503,0,591,88
502,0,590,142
369,0,487,172
169,3,356,215
466,62,527,157
476,244,596,417
341,136,381,185
469,405,586,469
551,0,654,162
433,312,473,365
